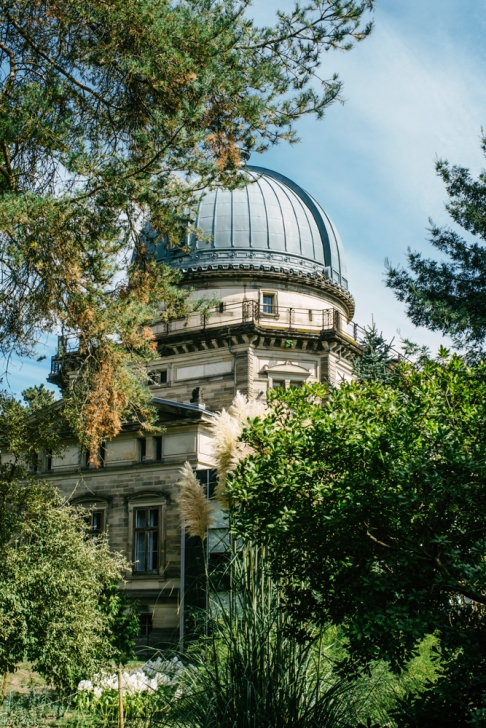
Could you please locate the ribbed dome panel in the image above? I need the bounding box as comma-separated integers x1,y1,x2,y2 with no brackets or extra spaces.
153,166,348,289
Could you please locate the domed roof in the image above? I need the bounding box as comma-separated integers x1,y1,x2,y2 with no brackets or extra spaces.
152,165,348,290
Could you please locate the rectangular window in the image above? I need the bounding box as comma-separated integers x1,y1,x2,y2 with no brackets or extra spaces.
154,436,162,461
46,454,52,471
139,613,153,637
87,510,104,538
134,508,159,572
308,309,313,322
138,438,147,462
148,370,168,385
272,380,285,389
262,294,274,315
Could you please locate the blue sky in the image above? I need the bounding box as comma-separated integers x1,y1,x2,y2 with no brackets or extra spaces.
4,0,486,397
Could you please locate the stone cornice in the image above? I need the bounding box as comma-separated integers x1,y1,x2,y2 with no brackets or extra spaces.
155,321,361,358
179,265,355,319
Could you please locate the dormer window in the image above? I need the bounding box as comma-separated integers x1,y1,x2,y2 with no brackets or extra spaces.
263,360,311,390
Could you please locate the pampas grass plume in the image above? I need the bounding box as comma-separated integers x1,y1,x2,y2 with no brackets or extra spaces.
212,392,267,505
175,462,213,540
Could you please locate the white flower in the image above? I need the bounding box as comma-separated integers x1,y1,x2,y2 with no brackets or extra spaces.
156,673,171,686
77,680,93,692
78,658,185,698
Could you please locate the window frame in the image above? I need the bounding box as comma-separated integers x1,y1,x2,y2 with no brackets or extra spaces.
138,438,147,463
154,436,163,461
70,497,109,537
133,506,160,574
147,369,168,386
260,290,278,317
270,378,305,390
88,509,105,538
138,612,153,638
127,494,167,578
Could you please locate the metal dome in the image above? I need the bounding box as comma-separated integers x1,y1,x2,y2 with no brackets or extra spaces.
152,165,348,289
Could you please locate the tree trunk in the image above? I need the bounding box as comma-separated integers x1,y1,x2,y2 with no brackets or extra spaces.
117,666,124,728
0,671,8,707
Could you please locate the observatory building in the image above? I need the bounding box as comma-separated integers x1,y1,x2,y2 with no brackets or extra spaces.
40,165,361,645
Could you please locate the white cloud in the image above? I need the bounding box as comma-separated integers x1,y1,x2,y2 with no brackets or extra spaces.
256,0,485,346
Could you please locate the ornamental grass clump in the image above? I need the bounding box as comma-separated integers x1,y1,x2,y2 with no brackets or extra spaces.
169,546,393,728
175,462,214,541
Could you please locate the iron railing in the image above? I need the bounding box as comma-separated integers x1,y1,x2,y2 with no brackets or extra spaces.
151,300,362,341
49,303,403,379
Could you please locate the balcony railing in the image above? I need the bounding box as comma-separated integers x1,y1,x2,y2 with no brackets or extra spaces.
151,300,362,341
49,303,405,380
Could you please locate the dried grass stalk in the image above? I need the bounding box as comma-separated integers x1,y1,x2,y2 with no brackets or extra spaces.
175,462,214,540
212,392,266,505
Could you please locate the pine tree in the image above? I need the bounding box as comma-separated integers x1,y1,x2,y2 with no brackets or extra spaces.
0,0,374,450
386,137,486,360
353,322,396,383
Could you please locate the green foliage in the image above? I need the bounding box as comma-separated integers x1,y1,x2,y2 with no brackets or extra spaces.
353,323,396,383
0,388,61,471
0,0,373,448
225,356,486,723
387,137,486,359
172,545,394,728
0,479,127,688
75,686,170,724
100,585,140,667
0,691,70,727
0,389,128,689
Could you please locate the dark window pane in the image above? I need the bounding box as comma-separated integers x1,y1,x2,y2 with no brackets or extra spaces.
160,370,168,384
134,507,159,572
148,531,158,570
92,511,103,534
139,613,153,637
262,295,274,314
134,531,146,571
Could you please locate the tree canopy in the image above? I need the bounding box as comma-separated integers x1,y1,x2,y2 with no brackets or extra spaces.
387,137,486,360
0,0,373,451
221,355,486,723
0,387,130,687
